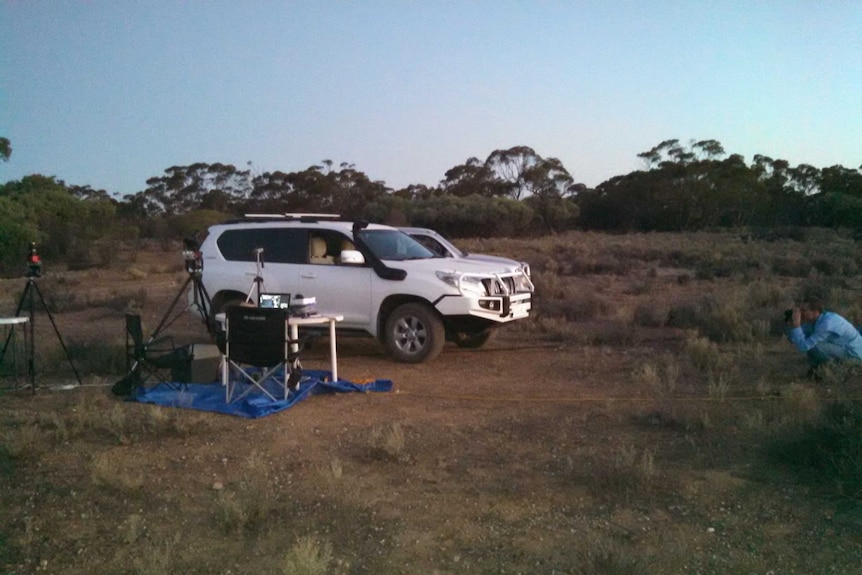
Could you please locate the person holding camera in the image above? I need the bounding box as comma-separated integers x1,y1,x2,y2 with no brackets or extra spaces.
785,292,862,375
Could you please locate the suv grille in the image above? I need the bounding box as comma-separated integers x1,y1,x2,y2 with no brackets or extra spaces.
482,275,521,295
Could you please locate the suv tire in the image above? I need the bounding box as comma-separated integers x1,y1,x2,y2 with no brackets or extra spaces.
384,303,445,363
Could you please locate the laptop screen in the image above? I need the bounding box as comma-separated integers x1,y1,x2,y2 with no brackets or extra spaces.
259,293,290,309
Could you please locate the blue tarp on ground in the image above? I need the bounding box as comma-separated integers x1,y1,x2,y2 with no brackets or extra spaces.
132,369,393,418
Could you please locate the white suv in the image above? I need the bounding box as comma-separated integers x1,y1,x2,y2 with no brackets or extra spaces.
194,215,533,363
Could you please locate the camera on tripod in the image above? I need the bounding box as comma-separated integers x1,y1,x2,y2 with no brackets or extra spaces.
182,237,204,276
26,242,42,278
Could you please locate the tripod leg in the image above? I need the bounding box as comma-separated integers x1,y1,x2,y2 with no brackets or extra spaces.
194,279,215,334
146,274,215,346
30,281,83,387
27,287,35,392
245,280,258,305
149,275,194,342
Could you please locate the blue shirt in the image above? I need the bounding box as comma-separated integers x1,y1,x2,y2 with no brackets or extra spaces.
788,311,862,359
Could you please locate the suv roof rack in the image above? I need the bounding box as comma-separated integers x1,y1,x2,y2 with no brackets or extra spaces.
245,213,342,220
224,213,345,224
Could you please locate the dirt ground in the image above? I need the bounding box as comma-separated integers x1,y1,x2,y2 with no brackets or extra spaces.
1,244,861,574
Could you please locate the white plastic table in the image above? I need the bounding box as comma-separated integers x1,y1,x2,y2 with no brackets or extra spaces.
288,314,344,382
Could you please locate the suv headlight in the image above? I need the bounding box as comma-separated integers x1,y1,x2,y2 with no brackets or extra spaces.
513,272,534,293
436,270,487,296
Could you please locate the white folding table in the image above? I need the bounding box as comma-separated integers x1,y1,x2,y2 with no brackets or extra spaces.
288,314,344,382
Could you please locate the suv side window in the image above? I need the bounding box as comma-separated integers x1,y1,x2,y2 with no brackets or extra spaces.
217,228,306,263
411,234,448,257
308,230,357,265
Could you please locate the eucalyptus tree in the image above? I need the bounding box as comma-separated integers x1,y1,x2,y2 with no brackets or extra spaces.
807,164,862,228
393,183,437,201
67,184,115,202
485,145,574,201
247,170,296,213
329,163,391,217
519,156,579,233
135,162,252,215
248,161,389,217
439,156,499,197
818,165,862,197
0,137,11,161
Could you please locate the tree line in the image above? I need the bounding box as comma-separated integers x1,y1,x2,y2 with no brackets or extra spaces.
0,138,860,276
576,139,862,232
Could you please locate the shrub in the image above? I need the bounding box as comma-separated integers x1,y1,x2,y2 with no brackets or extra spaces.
217,450,275,533
767,400,862,506
90,451,144,492
683,334,723,371
632,302,667,327
590,444,659,500
540,293,612,322
282,536,335,575
64,341,126,375
574,532,644,574
531,316,578,342
370,423,406,461
0,423,47,460
668,294,773,343
770,255,812,278
132,536,176,575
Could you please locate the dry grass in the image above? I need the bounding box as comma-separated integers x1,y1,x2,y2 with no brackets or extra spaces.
90,451,144,491
216,449,277,534
281,536,339,575
369,422,406,461
2,230,862,573
131,535,177,575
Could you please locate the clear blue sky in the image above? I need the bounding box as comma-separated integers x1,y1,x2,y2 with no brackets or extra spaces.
1,1,860,198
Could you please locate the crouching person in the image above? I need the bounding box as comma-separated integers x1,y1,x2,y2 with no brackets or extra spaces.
785,293,862,377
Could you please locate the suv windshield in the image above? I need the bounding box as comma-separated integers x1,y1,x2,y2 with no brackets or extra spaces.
359,230,436,261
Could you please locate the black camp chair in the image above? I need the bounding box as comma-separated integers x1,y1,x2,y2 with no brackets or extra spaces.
112,313,192,396
220,306,304,403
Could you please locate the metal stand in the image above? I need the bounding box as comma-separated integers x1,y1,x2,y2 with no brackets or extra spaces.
150,269,215,342
244,248,267,306
1,277,83,392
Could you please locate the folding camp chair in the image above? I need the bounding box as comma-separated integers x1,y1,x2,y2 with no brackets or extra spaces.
113,313,192,395
220,306,304,403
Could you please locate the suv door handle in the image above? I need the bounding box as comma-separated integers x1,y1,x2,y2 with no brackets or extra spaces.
300,272,317,279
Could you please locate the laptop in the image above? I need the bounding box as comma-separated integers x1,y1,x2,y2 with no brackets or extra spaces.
259,293,291,309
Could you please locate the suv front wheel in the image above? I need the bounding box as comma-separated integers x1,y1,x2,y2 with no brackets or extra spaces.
384,303,445,363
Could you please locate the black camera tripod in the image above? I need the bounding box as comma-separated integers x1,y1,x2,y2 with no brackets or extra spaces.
1,275,83,392
144,238,216,342
149,267,215,341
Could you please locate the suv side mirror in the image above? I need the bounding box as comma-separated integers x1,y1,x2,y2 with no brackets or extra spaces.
339,249,365,265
